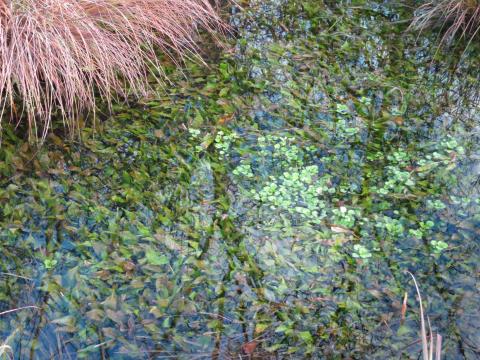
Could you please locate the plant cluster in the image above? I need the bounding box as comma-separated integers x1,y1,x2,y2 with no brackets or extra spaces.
0,0,222,139
411,0,480,46
0,0,478,358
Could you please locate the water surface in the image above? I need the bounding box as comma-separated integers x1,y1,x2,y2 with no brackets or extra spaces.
0,1,479,359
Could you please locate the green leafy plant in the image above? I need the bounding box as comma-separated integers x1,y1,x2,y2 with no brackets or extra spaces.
352,244,372,261
215,130,239,158
431,240,448,254
43,258,57,270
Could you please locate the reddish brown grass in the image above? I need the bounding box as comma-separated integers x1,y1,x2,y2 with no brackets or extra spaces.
0,0,223,139
410,1,480,45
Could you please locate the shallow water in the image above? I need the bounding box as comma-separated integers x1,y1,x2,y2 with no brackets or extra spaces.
0,1,479,359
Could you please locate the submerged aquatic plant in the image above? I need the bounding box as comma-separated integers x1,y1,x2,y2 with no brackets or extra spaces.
411,0,480,45
0,0,222,139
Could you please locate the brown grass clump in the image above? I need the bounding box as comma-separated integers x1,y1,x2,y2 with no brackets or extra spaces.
0,0,223,139
410,1,480,45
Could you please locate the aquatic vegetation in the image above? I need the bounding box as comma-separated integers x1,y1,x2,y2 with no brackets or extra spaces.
0,0,222,139
431,240,449,253
214,130,239,158
352,244,373,261
0,0,478,359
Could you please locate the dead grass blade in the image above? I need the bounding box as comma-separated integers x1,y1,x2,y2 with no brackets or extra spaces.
406,271,442,360
0,305,39,316
401,291,408,325
436,334,442,360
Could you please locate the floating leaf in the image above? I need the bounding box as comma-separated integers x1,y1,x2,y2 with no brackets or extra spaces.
298,331,313,343
145,249,169,266
51,316,75,327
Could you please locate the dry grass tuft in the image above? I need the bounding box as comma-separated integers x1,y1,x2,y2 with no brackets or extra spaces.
410,1,480,46
0,0,223,140
406,271,442,360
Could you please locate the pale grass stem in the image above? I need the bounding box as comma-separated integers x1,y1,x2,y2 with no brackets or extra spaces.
406,271,442,360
